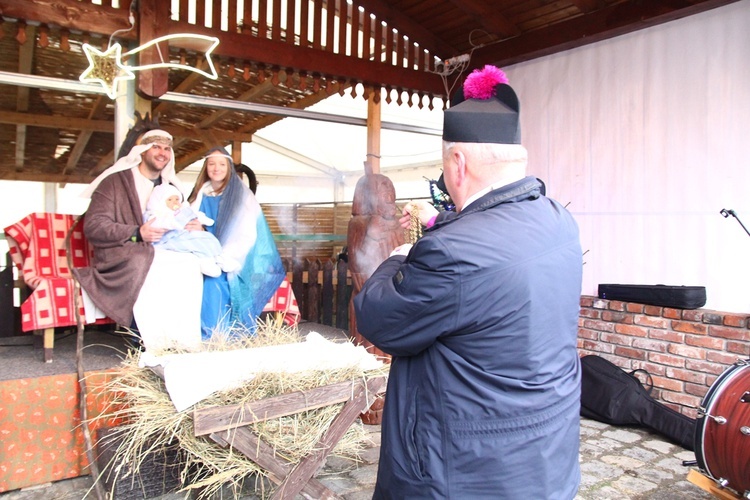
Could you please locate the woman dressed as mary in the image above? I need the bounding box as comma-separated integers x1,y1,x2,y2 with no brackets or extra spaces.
187,147,285,338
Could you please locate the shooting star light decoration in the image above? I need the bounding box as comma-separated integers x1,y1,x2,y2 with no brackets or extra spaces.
80,34,220,99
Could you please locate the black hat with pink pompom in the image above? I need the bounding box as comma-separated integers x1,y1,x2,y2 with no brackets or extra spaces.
442,65,520,145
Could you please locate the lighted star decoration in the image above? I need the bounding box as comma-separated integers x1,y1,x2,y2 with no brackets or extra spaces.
80,34,220,99
80,43,136,99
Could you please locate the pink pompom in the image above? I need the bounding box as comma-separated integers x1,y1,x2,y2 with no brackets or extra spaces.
463,65,509,100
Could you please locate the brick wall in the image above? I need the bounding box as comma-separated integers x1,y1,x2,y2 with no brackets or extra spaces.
578,295,750,418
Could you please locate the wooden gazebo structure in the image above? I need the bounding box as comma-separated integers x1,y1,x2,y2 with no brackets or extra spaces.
0,0,739,183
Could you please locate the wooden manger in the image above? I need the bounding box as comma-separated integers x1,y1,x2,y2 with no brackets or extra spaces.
192,375,387,499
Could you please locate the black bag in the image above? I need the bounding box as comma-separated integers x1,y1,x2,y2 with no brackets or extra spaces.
580,355,696,450
597,284,706,309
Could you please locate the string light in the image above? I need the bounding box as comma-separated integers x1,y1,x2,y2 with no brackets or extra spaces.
125,34,220,80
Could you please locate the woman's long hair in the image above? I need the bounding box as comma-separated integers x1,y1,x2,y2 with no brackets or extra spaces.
188,146,247,245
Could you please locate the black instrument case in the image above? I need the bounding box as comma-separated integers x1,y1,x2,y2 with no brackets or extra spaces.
598,284,706,309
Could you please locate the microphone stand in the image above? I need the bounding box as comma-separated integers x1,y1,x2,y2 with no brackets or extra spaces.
720,209,750,238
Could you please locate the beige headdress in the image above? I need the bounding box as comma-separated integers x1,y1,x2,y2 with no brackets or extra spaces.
81,129,186,198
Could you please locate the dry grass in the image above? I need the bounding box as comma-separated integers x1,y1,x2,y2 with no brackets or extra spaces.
90,316,388,499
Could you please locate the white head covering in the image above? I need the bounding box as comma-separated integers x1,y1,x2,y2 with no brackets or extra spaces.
81,129,186,198
146,183,183,213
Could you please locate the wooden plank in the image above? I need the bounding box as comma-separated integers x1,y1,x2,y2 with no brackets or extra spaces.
336,260,350,330
361,4,370,62
272,0,282,41
212,0,222,31
325,0,335,52
137,0,170,97
299,0,309,47
350,0,360,62
209,427,335,498
686,469,741,500
322,260,334,325
258,0,268,38
373,11,387,62
312,0,323,50
227,0,239,33
178,0,190,23
271,376,386,499
195,0,205,28
307,259,321,322
292,258,305,316
194,377,386,436
286,0,296,45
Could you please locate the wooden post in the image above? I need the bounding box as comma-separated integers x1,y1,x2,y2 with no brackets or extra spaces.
232,140,242,165
138,0,170,98
365,92,381,175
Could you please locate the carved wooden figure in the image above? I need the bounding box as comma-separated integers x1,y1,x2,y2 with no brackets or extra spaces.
347,173,404,423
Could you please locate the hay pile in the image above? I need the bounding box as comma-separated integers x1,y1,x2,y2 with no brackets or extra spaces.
91,317,388,499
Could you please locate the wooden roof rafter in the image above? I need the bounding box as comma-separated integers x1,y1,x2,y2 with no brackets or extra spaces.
474,0,742,68
444,0,521,40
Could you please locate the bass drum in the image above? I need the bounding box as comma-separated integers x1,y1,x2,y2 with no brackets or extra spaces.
694,359,750,497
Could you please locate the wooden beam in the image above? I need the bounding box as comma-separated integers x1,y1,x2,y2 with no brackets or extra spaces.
365,93,381,175
152,61,211,116
137,0,170,98
0,171,93,184
472,0,743,68
165,20,447,96
63,96,110,176
0,110,113,132
236,84,347,134
568,0,605,14
15,24,34,170
252,136,342,178
444,0,520,39
195,80,277,130
0,0,133,42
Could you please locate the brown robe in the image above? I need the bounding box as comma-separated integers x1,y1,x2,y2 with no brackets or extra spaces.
73,169,154,326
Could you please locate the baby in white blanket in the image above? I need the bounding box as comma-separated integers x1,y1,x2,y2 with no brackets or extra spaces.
144,184,238,276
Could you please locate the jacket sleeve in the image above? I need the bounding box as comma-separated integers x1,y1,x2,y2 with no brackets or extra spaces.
353,235,460,357
84,173,142,249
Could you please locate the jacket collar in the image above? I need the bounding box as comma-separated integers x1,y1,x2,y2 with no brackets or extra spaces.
433,176,543,228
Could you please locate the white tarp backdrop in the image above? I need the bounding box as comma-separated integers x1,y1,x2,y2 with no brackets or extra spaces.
507,1,750,313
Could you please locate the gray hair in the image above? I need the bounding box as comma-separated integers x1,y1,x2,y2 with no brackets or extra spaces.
443,141,528,164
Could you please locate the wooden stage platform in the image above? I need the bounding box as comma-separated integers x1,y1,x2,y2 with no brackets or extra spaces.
0,322,352,494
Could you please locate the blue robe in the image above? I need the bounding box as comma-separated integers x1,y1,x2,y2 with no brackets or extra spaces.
198,194,284,338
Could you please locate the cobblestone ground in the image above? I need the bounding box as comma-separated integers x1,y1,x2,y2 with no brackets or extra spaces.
1,419,717,499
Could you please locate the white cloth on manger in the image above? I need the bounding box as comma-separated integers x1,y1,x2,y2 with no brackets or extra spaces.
139,332,384,412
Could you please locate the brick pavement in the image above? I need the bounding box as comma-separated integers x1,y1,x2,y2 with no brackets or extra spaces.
1,417,718,499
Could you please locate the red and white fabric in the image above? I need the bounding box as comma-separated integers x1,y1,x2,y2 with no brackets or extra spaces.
5,213,299,333
4,213,93,332
262,277,301,326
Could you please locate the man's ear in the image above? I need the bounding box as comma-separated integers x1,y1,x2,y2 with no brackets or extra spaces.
453,150,467,186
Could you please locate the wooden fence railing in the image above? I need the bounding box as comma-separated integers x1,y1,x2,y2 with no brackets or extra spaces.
283,257,351,330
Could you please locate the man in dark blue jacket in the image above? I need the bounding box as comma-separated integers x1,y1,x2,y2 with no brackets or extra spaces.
354,66,583,499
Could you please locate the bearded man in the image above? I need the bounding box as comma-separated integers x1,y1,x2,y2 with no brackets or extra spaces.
75,129,203,350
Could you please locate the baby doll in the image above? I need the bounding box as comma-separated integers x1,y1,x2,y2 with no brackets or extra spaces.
144,184,239,277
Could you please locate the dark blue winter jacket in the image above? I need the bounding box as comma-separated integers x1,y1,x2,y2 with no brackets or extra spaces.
354,176,582,499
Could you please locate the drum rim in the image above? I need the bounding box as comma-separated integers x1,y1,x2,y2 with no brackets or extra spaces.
694,360,749,485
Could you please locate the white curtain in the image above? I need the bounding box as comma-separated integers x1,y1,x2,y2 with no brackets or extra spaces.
505,0,750,313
